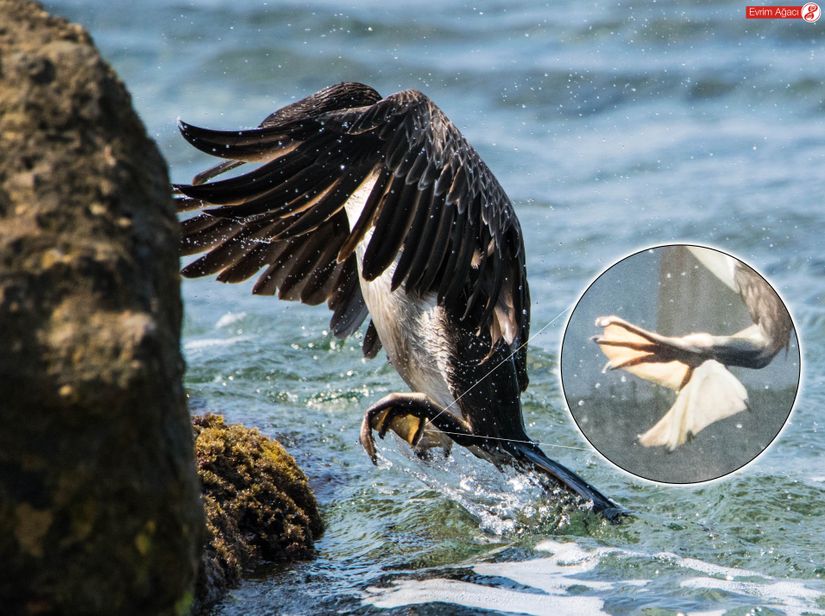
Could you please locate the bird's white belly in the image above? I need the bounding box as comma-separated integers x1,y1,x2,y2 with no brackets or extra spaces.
343,173,457,412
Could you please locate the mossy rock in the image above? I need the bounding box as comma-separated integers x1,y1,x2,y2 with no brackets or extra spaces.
193,414,323,610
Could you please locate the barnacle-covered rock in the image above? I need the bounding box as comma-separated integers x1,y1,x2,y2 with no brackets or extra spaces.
193,414,323,611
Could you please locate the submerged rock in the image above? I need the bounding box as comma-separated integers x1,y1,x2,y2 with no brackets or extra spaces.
0,1,202,614
193,414,323,611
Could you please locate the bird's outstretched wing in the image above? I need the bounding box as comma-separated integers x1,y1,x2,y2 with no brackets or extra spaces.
176,82,530,387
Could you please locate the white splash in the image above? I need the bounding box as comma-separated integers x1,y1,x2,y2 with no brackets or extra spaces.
363,539,825,615
184,335,250,351
215,311,247,328
364,578,604,616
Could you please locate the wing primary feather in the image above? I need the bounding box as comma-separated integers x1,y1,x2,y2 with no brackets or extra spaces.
462,248,489,321
192,159,245,186
178,120,298,160
179,120,286,147
362,320,382,359
404,190,445,290
329,258,357,308
437,195,470,302
176,144,335,207
251,240,301,295
182,239,246,278
275,170,367,239
390,182,432,290
278,222,342,299
361,177,418,281
181,218,281,277
176,197,207,213
479,252,504,334
337,168,391,262
300,248,342,305
201,164,341,218
440,203,477,304
180,216,241,256
417,197,456,293
216,241,282,283
332,295,368,338
278,230,337,301
329,260,368,337
180,213,230,236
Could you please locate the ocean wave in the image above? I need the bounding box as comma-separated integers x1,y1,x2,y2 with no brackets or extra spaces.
364,539,825,615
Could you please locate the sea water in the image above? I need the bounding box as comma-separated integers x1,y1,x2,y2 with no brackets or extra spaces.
45,1,825,613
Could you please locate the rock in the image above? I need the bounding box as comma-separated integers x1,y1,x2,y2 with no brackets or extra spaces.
192,414,323,611
0,1,202,614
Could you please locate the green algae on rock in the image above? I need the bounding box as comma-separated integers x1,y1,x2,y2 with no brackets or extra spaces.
193,414,324,609
0,1,202,614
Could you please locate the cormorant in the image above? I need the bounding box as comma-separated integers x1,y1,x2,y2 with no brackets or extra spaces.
175,82,624,519
594,246,794,450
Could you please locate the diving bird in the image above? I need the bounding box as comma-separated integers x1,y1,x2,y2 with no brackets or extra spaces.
594,246,794,451
175,82,624,519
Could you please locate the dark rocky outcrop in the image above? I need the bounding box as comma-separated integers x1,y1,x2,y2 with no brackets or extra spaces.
193,414,323,611
0,1,202,614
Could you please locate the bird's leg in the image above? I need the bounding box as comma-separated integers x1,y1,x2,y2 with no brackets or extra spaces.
593,315,702,366
594,316,773,370
359,392,476,464
359,394,628,521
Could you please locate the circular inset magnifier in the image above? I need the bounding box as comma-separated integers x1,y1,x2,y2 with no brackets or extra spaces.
560,245,800,484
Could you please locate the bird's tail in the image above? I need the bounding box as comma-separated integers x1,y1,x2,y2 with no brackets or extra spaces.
638,359,749,451
507,441,627,522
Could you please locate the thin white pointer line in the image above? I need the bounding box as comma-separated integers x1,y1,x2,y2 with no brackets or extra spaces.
437,430,590,452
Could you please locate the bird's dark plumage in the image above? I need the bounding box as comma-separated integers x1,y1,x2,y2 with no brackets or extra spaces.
177,82,529,386
176,82,622,519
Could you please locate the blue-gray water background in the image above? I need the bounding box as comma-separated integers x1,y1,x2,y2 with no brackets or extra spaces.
46,1,825,614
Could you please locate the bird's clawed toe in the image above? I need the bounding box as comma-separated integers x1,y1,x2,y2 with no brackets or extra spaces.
594,316,695,392
359,393,433,464
358,393,478,463
593,317,663,369
361,409,425,463
594,315,627,329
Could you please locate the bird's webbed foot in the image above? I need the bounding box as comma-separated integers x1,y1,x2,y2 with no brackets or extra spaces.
359,393,475,464
593,316,679,366
592,316,696,391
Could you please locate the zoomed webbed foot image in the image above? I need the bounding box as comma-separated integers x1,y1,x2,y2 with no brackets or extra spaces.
561,245,800,484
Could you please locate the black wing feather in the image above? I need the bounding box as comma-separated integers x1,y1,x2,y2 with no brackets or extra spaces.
390,182,433,291
176,82,529,381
